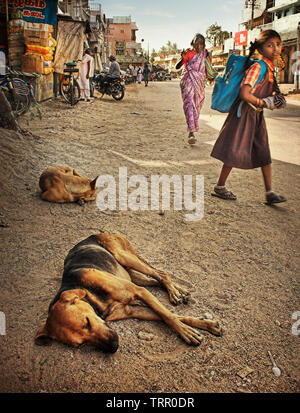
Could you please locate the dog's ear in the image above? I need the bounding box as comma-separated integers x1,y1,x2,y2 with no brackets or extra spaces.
60,289,87,304
35,323,52,346
90,177,98,190
72,169,81,176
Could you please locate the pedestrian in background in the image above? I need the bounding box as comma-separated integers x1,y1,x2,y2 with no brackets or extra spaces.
211,30,287,205
143,62,150,87
176,33,208,144
137,67,143,84
79,47,93,102
133,66,138,83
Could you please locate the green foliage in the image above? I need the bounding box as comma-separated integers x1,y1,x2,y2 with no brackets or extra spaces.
206,23,231,47
151,41,181,60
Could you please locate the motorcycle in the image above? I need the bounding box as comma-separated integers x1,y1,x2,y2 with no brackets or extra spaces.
153,71,167,81
93,72,125,101
124,73,134,84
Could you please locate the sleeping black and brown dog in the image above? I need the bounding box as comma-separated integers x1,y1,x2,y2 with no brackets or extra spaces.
35,234,222,353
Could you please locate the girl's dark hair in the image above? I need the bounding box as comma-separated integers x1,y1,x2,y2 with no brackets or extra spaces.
248,30,282,60
191,33,206,48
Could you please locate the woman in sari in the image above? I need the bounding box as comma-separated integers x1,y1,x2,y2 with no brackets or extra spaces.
176,34,208,144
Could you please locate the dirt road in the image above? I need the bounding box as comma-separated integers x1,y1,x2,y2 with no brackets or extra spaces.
0,80,299,393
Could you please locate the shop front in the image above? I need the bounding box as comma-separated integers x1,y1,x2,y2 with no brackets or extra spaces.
0,0,58,101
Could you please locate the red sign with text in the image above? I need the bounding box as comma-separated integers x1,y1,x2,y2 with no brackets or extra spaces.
235,31,248,46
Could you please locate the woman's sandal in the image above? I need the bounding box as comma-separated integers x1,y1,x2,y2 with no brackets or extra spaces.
188,133,197,145
188,137,197,144
211,187,237,200
265,192,287,205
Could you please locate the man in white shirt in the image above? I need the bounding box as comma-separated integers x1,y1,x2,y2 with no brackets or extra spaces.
79,48,93,102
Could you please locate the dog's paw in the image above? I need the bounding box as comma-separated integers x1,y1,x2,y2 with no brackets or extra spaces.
169,285,190,306
207,321,223,337
178,323,203,346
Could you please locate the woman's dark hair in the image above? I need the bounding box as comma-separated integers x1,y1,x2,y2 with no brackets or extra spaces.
191,33,206,49
248,29,282,59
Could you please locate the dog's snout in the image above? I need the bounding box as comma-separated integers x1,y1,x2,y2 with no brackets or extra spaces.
108,330,119,353
109,338,119,353
95,329,119,353
102,330,119,353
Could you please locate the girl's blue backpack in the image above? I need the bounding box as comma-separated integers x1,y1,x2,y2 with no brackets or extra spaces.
211,54,267,113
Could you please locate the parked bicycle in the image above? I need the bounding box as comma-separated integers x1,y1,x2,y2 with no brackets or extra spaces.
60,60,81,106
0,67,31,116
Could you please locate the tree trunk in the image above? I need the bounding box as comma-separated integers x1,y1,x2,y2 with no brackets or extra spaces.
0,89,19,130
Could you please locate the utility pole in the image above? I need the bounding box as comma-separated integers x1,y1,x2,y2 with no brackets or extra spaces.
247,0,257,30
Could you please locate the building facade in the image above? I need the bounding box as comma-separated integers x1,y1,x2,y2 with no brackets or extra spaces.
59,1,108,64
240,0,300,84
209,1,299,86
153,53,181,71
106,16,145,68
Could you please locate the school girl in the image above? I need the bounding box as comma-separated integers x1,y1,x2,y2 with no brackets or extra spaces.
211,30,287,205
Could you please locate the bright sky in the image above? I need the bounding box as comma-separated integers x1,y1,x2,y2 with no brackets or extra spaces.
98,0,245,51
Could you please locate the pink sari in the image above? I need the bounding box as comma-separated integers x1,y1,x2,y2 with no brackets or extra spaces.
180,50,207,132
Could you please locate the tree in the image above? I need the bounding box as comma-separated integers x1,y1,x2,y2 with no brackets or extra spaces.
159,45,168,56
158,41,180,56
168,41,180,54
150,48,158,63
206,23,230,47
151,42,181,63
166,40,173,53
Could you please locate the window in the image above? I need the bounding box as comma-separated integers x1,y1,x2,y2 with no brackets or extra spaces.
120,30,124,33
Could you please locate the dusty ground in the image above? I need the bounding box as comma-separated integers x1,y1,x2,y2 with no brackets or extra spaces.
0,80,299,394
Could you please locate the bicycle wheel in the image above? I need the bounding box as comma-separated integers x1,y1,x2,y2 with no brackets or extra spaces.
60,76,80,105
5,78,30,116
60,75,72,103
71,78,80,106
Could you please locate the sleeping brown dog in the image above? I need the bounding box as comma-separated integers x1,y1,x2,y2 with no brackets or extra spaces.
35,234,222,353
39,166,98,204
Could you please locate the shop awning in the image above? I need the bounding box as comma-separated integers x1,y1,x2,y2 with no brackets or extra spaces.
53,19,86,74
